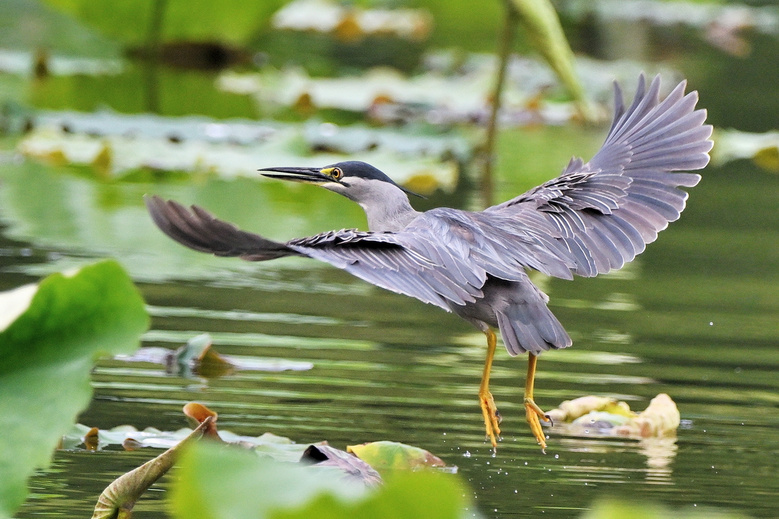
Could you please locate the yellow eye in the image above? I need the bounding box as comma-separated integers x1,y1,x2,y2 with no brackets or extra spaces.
331,167,343,180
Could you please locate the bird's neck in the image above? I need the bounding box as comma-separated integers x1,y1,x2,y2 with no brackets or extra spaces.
360,190,419,233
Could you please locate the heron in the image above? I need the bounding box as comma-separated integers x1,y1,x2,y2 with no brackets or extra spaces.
146,75,712,452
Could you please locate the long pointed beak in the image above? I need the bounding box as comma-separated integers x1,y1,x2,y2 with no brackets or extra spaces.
259,166,336,184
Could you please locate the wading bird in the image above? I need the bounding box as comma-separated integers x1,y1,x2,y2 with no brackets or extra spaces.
146,75,712,452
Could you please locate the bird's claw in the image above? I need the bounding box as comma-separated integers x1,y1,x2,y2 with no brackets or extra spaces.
480,390,502,449
524,397,550,452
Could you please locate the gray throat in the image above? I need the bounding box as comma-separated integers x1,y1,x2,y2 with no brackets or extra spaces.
360,187,419,233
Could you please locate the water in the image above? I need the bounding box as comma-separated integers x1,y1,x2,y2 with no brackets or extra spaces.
3,13,779,519
5,155,777,517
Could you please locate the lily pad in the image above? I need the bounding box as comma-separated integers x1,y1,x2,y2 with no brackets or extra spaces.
83,402,463,517
712,129,779,172
271,0,432,41
217,54,675,126
0,49,123,77
265,0,432,71
0,260,148,518
18,111,465,191
60,419,318,462
346,441,452,473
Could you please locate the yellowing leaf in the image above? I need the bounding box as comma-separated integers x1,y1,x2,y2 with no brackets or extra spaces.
547,394,681,439
346,441,447,472
546,395,635,424
613,393,681,438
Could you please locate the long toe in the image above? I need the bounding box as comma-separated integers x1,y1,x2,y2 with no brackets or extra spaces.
480,390,502,449
525,398,549,452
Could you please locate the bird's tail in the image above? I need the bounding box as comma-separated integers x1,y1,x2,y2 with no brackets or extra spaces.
496,301,572,356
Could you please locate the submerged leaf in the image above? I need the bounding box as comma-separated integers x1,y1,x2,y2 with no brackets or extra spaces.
0,260,148,518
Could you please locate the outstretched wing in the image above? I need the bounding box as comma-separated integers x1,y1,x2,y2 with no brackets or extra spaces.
146,195,294,260
487,74,713,277
145,196,485,310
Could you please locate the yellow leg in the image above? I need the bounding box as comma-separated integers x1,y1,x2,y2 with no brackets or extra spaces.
479,329,501,450
524,353,551,452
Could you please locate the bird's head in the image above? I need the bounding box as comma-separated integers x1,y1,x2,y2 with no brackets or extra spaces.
259,161,420,204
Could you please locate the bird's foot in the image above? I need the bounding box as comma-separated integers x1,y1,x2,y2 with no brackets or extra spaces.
524,397,551,453
479,389,502,450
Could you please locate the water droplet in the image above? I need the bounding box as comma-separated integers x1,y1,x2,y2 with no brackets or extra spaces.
709,321,714,326
463,450,471,458
514,489,518,494
554,454,559,459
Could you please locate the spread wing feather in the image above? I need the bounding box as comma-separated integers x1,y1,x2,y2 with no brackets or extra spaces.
485,74,712,278
145,196,486,310
145,74,712,322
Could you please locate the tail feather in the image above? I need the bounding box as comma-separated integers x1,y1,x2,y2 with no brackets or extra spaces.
496,301,572,356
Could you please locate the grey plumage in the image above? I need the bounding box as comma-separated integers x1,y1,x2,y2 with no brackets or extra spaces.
147,74,712,450
146,74,712,359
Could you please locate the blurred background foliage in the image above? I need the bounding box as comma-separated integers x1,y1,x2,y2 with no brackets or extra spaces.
1,0,778,518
